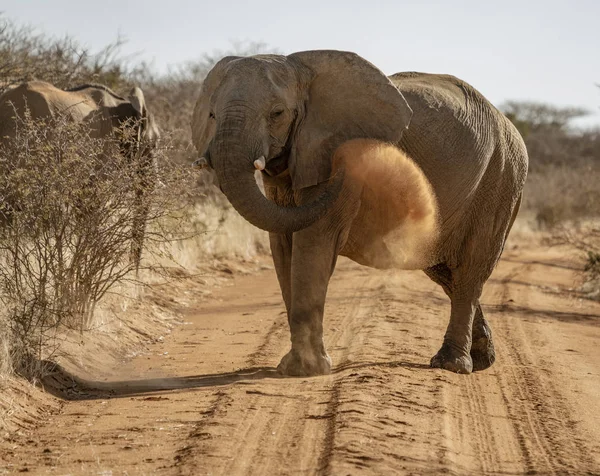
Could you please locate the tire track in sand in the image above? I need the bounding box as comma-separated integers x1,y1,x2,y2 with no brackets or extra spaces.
174,263,382,475
4,247,599,475
309,254,600,475
313,268,453,475
479,257,599,474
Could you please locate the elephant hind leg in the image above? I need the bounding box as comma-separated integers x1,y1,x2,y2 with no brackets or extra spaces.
471,304,495,371
469,193,521,371
426,185,522,374
425,263,492,374
429,288,477,374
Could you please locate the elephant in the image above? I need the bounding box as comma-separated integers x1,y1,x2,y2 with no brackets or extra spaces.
191,50,528,375
0,80,160,269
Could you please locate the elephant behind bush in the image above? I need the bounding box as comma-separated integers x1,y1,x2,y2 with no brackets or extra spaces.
0,80,160,268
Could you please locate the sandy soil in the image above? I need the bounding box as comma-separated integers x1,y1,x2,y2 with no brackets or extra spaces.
1,242,599,475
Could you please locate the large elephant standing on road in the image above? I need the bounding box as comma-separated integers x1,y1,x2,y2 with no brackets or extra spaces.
191,50,528,375
0,81,160,269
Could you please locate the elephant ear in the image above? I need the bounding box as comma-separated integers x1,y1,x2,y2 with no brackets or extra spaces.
128,87,147,142
191,56,240,158
287,50,413,190
129,87,146,117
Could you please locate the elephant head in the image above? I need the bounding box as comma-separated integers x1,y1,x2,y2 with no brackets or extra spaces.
81,85,160,162
191,50,413,234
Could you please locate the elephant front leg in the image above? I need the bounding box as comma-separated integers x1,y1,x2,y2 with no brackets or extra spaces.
276,232,341,376
277,319,332,377
271,232,332,375
277,196,358,376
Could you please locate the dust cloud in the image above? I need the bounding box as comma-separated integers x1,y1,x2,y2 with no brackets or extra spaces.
333,139,439,269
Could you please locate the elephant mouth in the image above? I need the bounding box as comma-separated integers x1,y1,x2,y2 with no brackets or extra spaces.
263,148,290,177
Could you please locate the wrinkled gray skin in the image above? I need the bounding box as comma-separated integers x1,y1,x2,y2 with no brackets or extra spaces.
0,81,160,270
191,50,528,375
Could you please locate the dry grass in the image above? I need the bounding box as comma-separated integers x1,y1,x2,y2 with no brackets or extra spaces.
162,196,268,270
0,112,195,380
0,16,276,435
524,164,600,229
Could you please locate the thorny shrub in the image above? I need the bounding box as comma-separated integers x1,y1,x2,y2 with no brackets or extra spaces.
556,227,600,300
524,164,600,228
0,16,276,379
578,231,600,292
0,112,195,378
585,250,600,280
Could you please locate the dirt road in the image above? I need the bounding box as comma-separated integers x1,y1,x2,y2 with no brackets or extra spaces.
1,243,599,475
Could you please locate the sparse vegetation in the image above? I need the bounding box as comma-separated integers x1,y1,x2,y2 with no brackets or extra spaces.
501,100,600,228
556,226,600,300
585,249,600,280
0,14,272,386
0,112,195,378
502,98,600,297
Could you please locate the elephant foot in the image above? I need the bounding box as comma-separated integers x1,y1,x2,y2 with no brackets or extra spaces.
430,342,473,374
277,348,332,377
471,316,495,372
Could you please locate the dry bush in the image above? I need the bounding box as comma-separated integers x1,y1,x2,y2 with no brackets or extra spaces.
524,163,600,228
0,112,194,378
0,14,275,382
524,127,600,175
0,14,132,93
502,101,600,228
555,226,600,300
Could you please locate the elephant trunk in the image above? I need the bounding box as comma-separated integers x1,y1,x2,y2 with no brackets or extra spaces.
130,147,156,273
211,112,343,235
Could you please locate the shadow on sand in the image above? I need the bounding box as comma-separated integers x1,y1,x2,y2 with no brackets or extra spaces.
38,359,431,401
501,256,581,272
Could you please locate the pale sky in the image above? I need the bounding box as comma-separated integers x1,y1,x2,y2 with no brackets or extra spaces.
3,0,599,127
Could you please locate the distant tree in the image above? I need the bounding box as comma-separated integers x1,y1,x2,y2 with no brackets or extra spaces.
501,101,589,139
499,100,599,174
175,41,279,83
500,98,600,228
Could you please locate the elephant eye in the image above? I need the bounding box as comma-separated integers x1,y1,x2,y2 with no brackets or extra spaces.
209,112,215,119
270,107,285,120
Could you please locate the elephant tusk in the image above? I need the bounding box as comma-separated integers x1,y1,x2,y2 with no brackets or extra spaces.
193,157,209,169
254,156,266,171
